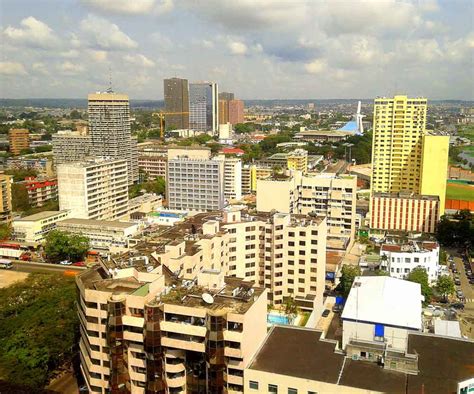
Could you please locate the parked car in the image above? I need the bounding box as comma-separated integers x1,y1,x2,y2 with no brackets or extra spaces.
332,304,343,313
322,309,330,317
469,278,474,285
454,278,461,286
59,260,72,265
450,302,465,310
72,261,86,267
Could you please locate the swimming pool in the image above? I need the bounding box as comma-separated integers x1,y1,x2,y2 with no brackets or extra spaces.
267,313,290,325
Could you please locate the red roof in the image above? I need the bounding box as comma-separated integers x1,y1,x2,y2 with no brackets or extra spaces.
220,147,245,155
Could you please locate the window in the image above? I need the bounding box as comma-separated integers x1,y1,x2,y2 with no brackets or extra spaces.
288,389,298,394
269,384,278,393
249,381,259,390
308,391,318,394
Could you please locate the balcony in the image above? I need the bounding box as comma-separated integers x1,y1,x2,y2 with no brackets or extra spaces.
160,320,207,338
161,336,205,353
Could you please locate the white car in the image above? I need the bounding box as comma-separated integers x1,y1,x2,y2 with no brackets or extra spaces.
59,260,72,265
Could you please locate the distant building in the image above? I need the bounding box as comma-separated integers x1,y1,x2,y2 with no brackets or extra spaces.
228,99,245,124
22,176,58,207
137,146,167,179
88,92,138,184
218,92,234,101
12,210,70,243
0,175,12,224
217,155,242,201
52,129,92,165
128,193,163,215
189,81,218,133
163,77,189,129
167,157,225,211
295,129,352,142
370,192,439,234
8,128,29,155
6,156,54,177
57,158,129,221
218,99,229,124
380,241,440,283
258,149,308,174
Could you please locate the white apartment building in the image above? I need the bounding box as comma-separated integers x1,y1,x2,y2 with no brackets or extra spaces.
217,155,242,201
57,218,139,252
52,129,92,165
257,172,357,246
380,241,440,283
12,210,70,243
88,92,138,184
167,157,225,211
57,158,129,221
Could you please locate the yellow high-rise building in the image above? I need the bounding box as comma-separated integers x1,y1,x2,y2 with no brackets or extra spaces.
420,135,450,215
371,95,427,194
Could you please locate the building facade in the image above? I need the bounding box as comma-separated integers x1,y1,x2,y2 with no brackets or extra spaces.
164,78,189,130
380,241,440,283
12,210,70,243
8,128,30,155
257,172,357,245
0,175,12,224
52,130,92,165
218,156,242,201
228,100,245,125
370,192,440,234
57,158,129,221
22,176,58,207
88,92,138,184
189,82,218,133
167,158,225,211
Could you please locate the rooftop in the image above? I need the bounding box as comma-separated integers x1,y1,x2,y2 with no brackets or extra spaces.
381,241,439,254
341,276,423,330
373,192,440,201
14,210,69,222
57,218,136,229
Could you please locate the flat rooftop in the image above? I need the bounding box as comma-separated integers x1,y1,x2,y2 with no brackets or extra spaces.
14,210,68,222
58,218,136,229
373,192,440,201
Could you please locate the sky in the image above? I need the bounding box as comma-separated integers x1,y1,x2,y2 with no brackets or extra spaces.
0,0,473,100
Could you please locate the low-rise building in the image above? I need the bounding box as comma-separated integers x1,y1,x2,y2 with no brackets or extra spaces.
341,276,423,352
129,193,163,214
22,176,58,207
12,210,70,243
258,149,308,174
295,129,353,142
6,156,54,177
57,218,139,252
137,145,167,179
370,192,440,234
380,241,440,283
0,174,12,224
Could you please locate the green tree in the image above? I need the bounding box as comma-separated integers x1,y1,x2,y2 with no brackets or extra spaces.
19,148,34,155
435,275,455,302
12,184,31,211
44,230,89,263
34,145,52,153
283,296,298,322
439,249,447,265
0,223,11,240
339,265,361,298
4,168,38,182
407,267,432,303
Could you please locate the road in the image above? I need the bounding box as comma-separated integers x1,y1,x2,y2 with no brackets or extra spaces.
453,255,474,339
47,371,79,394
11,260,86,274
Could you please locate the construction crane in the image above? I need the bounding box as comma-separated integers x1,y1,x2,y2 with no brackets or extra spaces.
152,111,189,139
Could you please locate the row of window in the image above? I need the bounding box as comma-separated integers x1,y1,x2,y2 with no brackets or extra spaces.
249,381,317,394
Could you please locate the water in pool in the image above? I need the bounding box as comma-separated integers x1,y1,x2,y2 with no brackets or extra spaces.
267,314,290,325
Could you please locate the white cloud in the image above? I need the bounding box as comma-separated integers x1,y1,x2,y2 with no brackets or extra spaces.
88,50,108,62
124,54,155,68
32,62,49,75
304,59,327,74
150,32,173,51
80,14,138,50
3,16,60,49
58,61,85,75
201,39,214,49
0,62,27,76
60,49,80,58
81,0,173,15
228,41,248,55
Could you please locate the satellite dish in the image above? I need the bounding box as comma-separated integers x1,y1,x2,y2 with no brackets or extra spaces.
202,293,214,304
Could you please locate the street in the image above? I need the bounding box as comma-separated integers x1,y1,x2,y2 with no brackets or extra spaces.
453,255,474,338
11,260,86,274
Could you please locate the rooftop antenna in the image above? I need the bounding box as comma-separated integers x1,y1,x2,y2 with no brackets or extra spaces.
107,66,113,93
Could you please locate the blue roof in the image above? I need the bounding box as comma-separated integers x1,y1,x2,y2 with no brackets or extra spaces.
338,121,358,132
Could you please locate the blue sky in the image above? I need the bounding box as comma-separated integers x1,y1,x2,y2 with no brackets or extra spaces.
0,0,473,100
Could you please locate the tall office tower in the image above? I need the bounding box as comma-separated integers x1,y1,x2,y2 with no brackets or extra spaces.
218,99,229,124
52,130,92,165
88,92,138,184
57,158,129,220
371,95,427,194
189,82,219,133
163,77,189,129
167,157,224,211
0,175,12,223
8,128,30,155
228,99,245,124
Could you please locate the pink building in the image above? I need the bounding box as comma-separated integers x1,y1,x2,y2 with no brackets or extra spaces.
229,100,244,124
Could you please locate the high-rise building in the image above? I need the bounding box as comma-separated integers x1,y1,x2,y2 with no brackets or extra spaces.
257,172,357,245
219,92,234,101
370,95,450,230
163,77,189,129
57,158,129,220
167,157,225,211
8,128,30,155
218,99,229,124
189,82,218,133
52,130,92,165
0,175,12,223
88,92,138,184
228,99,245,124
371,95,427,194
216,155,242,201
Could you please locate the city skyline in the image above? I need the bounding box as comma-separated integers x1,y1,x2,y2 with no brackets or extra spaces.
1,0,473,100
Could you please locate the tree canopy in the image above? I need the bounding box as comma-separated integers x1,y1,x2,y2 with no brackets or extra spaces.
12,184,30,212
435,275,455,301
436,210,473,249
338,265,361,298
129,176,166,198
0,273,78,389
407,267,432,303
44,230,89,263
